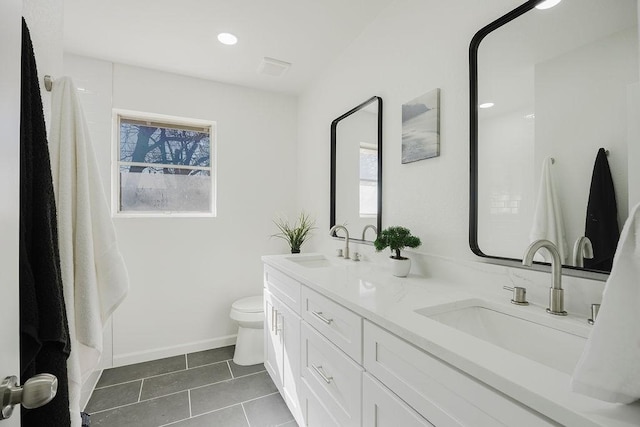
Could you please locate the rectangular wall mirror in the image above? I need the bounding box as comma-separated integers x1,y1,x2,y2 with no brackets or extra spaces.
331,96,383,243
470,0,638,276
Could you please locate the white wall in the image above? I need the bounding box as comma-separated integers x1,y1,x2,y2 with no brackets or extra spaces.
298,0,524,260
23,0,63,126
64,54,298,366
296,0,615,314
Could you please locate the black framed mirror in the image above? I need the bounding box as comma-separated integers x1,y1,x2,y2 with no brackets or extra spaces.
470,0,638,277
331,96,383,243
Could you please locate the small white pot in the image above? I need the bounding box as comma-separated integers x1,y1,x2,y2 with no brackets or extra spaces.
390,257,411,277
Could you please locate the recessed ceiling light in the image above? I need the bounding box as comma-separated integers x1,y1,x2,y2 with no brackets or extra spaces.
535,0,562,10
479,102,495,109
217,33,238,45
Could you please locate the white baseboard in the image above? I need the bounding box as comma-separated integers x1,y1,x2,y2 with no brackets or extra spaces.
112,335,237,368
80,370,102,411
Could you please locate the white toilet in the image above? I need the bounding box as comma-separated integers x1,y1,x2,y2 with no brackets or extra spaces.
229,295,265,366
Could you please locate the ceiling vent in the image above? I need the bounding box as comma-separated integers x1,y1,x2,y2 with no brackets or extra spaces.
258,57,291,77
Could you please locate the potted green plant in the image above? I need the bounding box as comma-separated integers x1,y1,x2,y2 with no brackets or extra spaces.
374,226,422,277
272,212,316,254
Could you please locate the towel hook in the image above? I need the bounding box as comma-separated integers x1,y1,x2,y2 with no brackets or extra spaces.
44,75,53,92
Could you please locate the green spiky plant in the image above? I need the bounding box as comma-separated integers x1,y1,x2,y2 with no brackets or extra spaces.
374,226,421,259
272,212,316,253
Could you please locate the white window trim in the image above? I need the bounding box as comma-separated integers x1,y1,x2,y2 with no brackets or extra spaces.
359,142,378,218
111,109,217,218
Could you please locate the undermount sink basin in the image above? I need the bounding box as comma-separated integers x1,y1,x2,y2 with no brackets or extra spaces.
285,254,332,268
415,300,587,374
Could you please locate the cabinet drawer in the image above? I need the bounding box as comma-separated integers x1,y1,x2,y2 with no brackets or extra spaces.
301,322,363,427
302,286,362,363
264,265,301,314
299,379,340,427
363,372,434,427
364,321,554,427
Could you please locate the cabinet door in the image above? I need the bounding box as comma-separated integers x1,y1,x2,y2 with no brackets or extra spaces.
300,379,341,427
276,296,302,424
264,291,283,391
363,373,434,427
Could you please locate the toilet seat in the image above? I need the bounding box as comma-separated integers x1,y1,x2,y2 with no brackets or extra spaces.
232,295,263,313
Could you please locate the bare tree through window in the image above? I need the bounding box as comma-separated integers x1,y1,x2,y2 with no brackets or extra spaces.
116,115,215,214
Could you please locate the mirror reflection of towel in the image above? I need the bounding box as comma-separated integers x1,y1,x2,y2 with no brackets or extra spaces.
530,157,569,263
584,148,619,272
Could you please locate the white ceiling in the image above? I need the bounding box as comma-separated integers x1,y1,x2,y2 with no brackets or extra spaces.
63,0,396,94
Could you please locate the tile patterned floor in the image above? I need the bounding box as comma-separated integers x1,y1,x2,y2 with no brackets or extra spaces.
85,346,296,427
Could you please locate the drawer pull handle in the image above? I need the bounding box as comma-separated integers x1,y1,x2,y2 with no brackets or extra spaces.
311,311,333,325
311,365,333,384
271,307,276,332
275,313,282,336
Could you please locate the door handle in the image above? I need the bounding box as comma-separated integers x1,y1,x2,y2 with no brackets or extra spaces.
1,373,58,419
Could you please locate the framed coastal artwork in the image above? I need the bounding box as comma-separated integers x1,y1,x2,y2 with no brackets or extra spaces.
401,88,440,163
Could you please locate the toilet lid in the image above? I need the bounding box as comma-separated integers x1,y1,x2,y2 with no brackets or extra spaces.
232,295,264,313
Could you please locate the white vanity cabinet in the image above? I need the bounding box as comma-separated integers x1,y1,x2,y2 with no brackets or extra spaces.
264,261,557,427
363,321,555,427
362,372,434,427
300,282,364,426
263,266,303,424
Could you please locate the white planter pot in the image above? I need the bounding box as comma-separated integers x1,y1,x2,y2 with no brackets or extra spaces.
390,257,411,277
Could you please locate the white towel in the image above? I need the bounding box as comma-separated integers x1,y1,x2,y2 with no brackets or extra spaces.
50,77,129,425
529,157,569,263
571,202,640,404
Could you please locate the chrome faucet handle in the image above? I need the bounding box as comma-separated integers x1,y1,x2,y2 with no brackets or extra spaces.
352,252,361,262
588,303,601,325
336,249,343,257
503,286,529,306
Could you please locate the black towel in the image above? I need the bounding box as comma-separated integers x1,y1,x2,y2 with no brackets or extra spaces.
20,18,71,426
584,148,620,272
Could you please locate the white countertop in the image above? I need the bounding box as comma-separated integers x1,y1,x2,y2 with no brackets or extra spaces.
262,253,640,427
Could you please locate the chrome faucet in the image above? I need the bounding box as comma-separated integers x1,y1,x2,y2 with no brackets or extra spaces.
361,224,378,241
572,236,594,268
329,225,350,260
522,239,567,316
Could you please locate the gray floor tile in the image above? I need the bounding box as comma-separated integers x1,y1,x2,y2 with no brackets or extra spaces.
140,361,232,400
243,393,294,427
187,345,235,368
98,355,186,388
85,380,142,413
90,391,189,427
168,404,249,427
230,361,265,378
190,371,278,416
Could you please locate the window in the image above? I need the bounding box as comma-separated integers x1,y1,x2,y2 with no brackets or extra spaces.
113,111,216,216
359,144,378,217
